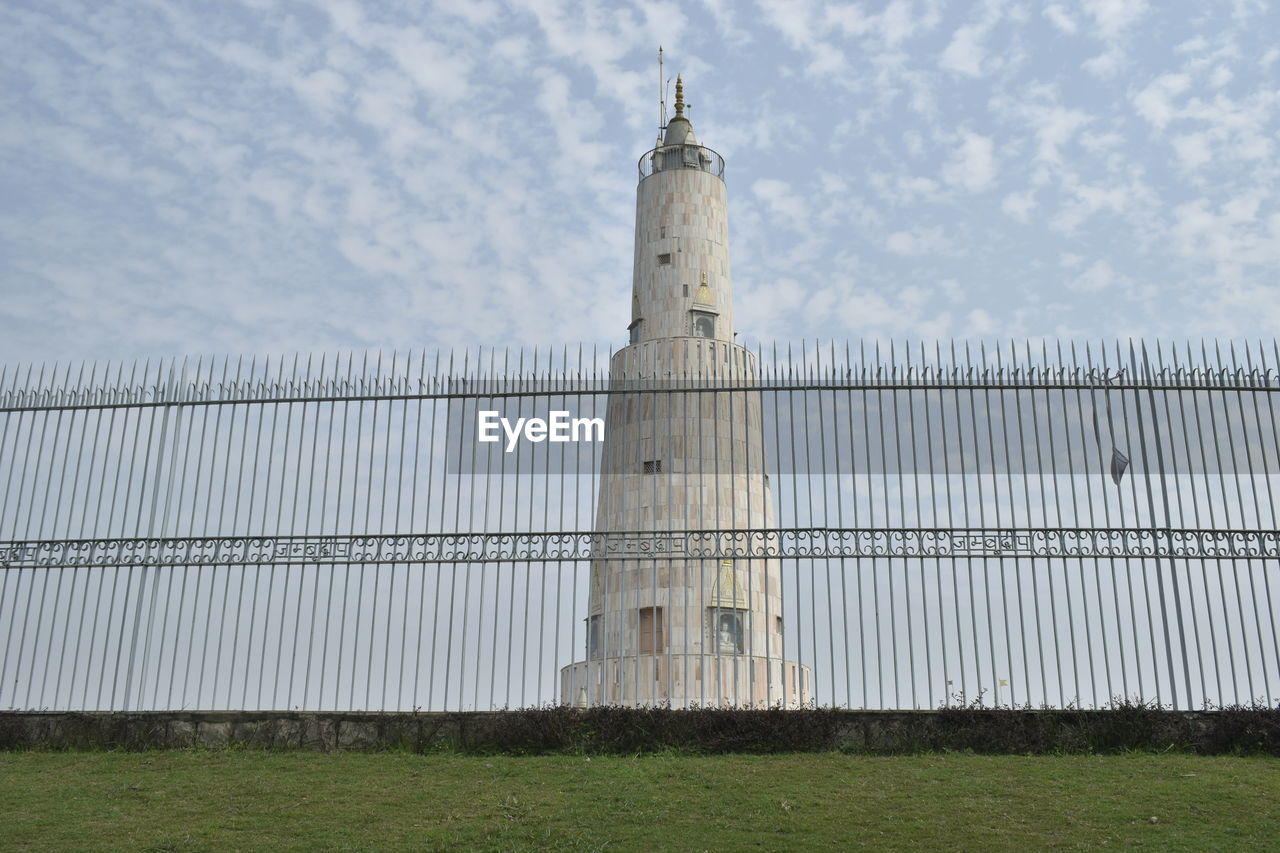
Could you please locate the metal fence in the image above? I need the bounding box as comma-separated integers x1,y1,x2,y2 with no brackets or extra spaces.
1,340,1277,711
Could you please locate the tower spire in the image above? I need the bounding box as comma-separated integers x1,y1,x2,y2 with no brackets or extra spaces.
661,72,697,146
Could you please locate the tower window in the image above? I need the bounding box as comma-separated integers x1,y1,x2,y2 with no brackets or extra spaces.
643,459,662,474
639,606,665,654
657,253,672,265
690,311,716,339
587,615,601,659
682,284,689,297
659,226,667,239
709,608,746,654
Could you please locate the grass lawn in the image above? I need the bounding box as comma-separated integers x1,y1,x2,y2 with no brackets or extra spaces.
1,751,1277,851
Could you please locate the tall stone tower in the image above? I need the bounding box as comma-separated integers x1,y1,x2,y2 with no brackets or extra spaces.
560,77,810,708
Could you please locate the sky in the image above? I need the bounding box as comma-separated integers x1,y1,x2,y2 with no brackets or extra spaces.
1,0,1278,368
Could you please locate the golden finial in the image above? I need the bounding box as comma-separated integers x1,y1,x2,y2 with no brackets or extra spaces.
674,75,685,117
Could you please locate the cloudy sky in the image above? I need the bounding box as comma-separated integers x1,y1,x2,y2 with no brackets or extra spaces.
1,0,1277,367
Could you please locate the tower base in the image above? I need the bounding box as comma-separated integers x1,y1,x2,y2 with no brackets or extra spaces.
559,654,811,708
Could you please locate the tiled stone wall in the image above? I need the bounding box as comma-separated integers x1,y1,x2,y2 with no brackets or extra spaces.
559,340,812,708
629,166,733,343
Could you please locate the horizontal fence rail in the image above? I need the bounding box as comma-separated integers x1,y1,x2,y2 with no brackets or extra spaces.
1,340,1278,713
3,528,1280,567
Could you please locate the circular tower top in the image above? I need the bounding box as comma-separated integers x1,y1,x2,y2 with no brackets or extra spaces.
638,75,725,182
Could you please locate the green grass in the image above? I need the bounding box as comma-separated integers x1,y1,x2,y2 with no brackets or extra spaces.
1,752,1277,851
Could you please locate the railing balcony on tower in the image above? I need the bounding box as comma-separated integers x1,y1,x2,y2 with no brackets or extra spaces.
638,144,725,182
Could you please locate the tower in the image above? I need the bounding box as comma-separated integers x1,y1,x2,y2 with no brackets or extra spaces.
560,76,810,707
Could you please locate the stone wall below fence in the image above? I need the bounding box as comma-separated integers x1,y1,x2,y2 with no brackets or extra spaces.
0,706,1277,755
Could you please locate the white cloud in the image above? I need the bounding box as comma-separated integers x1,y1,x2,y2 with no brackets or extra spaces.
1051,172,1153,235
755,0,942,85
1043,4,1078,34
994,88,1093,168
1171,196,1280,268
885,226,948,255
1078,0,1150,78
1067,259,1121,292
1002,191,1036,221
966,308,995,334
942,131,997,192
1082,49,1121,79
868,172,942,205
940,24,987,76
379,31,474,103
751,178,808,226
825,0,941,47
1080,0,1150,41
1172,132,1213,169
700,0,752,44
939,0,1009,77
1133,73,1191,128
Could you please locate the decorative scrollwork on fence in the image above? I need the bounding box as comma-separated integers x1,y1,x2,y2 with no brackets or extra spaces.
2,527,1277,569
